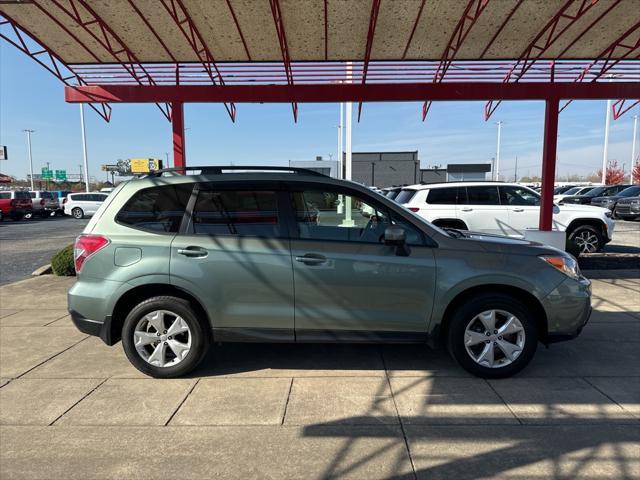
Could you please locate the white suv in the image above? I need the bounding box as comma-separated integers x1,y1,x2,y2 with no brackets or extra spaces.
397,182,614,253
63,192,108,219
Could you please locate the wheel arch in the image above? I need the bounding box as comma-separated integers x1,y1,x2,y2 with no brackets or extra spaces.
435,284,548,347
108,283,212,345
566,218,606,237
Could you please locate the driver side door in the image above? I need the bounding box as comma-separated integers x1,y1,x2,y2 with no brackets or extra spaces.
287,185,436,340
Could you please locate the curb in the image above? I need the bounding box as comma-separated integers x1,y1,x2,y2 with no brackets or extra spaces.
31,264,53,276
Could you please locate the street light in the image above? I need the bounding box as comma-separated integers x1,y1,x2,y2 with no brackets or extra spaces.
631,114,638,184
23,129,35,190
495,121,503,181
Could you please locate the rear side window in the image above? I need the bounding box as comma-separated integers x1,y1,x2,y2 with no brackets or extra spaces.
15,191,31,200
427,187,458,204
192,190,281,237
29,192,36,199
394,190,417,204
465,186,500,205
116,184,193,233
71,194,88,202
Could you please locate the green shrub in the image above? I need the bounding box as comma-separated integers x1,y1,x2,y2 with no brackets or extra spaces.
51,244,76,276
565,238,581,258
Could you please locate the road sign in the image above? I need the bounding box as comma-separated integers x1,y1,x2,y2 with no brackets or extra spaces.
0,146,7,160
41,167,53,180
55,170,66,181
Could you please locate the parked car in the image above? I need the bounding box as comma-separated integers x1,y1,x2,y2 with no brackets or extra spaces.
560,184,631,205
553,185,596,203
591,185,640,213
397,182,615,253
614,195,640,220
553,185,576,195
63,192,108,219
29,191,61,218
0,190,32,221
69,167,591,379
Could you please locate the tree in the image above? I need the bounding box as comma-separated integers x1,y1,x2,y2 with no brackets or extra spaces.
597,160,625,185
632,162,640,184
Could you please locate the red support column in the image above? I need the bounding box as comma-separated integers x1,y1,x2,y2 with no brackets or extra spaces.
539,98,559,231
172,102,185,168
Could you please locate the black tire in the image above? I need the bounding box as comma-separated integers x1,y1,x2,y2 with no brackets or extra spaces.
71,207,84,219
121,296,208,378
447,293,538,379
568,224,604,254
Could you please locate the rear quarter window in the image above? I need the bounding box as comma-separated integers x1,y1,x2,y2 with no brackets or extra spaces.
116,184,193,233
426,187,458,204
394,190,417,204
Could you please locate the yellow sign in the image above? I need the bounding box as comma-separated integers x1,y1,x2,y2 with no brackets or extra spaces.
130,158,162,173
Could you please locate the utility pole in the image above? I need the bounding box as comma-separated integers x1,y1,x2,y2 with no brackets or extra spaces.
23,129,35,190
601,76,614,185
495,121,503,181
631,115,638,184
80,104,90,192
343,61,354,227
514,156,518,182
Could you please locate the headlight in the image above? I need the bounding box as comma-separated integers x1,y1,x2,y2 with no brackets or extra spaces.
539,255,581,280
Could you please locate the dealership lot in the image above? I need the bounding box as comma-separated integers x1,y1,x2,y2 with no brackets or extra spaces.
0,270,638,479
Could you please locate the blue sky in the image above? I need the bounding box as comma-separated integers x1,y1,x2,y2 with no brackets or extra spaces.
1,40,638,183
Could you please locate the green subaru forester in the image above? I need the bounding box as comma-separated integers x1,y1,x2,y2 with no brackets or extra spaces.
69,167,591,378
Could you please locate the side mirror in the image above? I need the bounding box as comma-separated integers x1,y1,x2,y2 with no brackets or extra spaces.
384,227,411,257
384,226,406,245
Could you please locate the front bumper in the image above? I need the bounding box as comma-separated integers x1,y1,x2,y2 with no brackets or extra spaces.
542,275,592,343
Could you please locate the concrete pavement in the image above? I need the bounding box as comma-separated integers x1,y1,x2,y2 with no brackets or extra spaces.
0,272,638,479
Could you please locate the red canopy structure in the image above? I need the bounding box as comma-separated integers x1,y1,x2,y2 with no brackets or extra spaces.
1,0,639,231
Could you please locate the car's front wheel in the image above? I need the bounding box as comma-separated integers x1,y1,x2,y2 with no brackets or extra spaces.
71,207,84,219
568,224,604,253
448,293,538,378
121,296,208,378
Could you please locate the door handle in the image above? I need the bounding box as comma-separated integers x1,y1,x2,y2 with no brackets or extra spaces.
177,246,208,258
295,254,327,265
512,208,525,212
460,207,473,212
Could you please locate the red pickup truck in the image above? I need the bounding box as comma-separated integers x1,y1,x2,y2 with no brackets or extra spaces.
0,190,33,221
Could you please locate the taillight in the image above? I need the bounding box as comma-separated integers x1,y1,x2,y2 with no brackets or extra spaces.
74,234,109,273
408,207,420,212
40,199,45,206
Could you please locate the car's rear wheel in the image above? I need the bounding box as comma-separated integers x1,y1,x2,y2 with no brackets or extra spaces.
568,224,603,253
71,207,84,219
121,296,208,378
23,211,33,220
448,293,538,378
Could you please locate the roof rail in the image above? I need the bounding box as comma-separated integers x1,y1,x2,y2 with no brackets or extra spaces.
146,165,327,177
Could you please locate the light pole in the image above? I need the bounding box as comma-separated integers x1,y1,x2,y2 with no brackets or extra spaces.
23,129,35,190
495,121,503,181
338,102,343,179
80,104,90,192
602,99,612,184
631,114,638,184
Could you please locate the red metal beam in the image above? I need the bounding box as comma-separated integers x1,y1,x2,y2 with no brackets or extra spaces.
559,19,640,114
65,82,640,104
357,0,382,121
36,0,171,121
172,101,185,168
612,99,640,120
269,0,298,122
423,0,490,120
539,98,559,231
160,0,236,121
0,13,111,122
485,0,600,120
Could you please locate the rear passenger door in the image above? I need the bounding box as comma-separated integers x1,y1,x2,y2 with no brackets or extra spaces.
169,183,295,339
456,186,507,235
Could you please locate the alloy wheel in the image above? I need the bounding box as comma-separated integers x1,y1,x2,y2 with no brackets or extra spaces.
464,309,525,369
133,310,192,368
572,230,599,253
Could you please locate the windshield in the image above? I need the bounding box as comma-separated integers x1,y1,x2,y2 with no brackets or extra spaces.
394,189,417,204
562,187,581,195
584,186,607,197
619,186,640,197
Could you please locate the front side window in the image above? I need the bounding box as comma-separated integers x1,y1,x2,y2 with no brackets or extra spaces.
116,184,193,233
500,186,540,206
465,186,500,205
292,189,424,244
192,189,281,237
0,192,10,199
